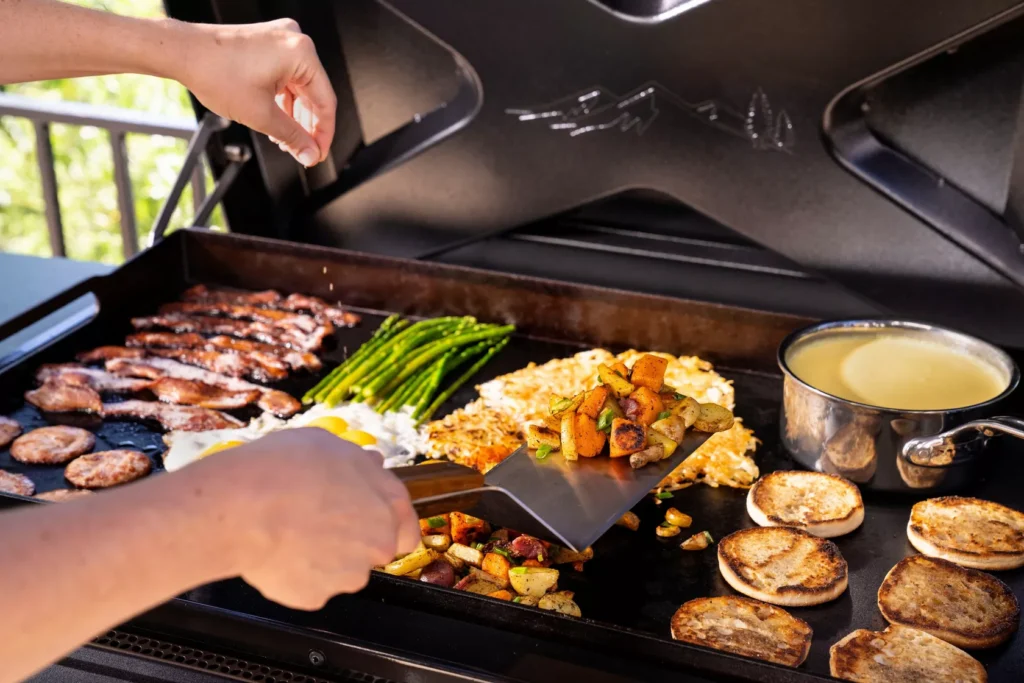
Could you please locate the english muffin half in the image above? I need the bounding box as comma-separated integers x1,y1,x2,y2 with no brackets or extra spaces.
746,470,864,538
829,624,987,683
718,527,848,607
908,496,1024,570
671,596,812,667
878,555,1019,649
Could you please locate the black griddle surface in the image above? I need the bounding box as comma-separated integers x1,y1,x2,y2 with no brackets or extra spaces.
4,304,1024,681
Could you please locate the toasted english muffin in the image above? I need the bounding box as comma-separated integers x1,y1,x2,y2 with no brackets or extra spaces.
907,496,1024,570
746,470,864,538
717,527,848,606
829,624,986,683
877,555,1018,649
670,596,812,667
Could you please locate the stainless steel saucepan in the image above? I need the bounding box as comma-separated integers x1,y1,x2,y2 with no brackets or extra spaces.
778,319,1024,493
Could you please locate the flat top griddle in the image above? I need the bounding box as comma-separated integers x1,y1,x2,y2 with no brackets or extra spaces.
1,230,1022,683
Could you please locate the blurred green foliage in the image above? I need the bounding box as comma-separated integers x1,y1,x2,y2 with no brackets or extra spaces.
0,0,222,264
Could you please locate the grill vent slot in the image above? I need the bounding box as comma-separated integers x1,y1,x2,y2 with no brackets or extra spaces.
92,630,395,683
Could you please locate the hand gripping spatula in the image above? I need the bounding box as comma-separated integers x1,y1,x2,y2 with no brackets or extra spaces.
391,431,711,551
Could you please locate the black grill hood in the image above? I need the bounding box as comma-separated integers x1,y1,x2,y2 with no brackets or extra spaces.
166,0,1024,348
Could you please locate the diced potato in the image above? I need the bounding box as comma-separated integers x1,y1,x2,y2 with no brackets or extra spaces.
419,514,450,537
538,591,582,617
383,547,438,576
550,546,594,564
447,542,484,568
508,567,560,597
526,423,561,450
574,413,607,458
665,508,692,527
450,511,491,546
598,364,635,398
602,394,625,419
422,534,452,551
616,511,640,531
609,361,629,378
610,418,647,457
488,589,514,601
457,577,503,595
550,392,585,418
628,386,664,426
629,354,668,392
693,403,735,432
560,412,579,461
441,552,467,573
407,568,423,580
656,522,681,538
681,530,714,551
647,426,679,458
481,552,513,588
515,595,540,607
672,396,701,428
629,444,665,469
578,386,609,419
651,415,686,443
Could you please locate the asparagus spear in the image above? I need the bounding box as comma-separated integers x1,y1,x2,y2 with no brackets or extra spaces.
418,338,510,424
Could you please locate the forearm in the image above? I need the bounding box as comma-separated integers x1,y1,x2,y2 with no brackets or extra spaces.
0,468,241,683
0,0,193,84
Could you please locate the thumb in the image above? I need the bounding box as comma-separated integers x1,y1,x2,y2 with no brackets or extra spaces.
264,104,320,167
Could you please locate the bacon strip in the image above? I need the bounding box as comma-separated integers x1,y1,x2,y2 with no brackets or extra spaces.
125,332,319,372
36,364,153,393
182,284,281,306
131,314,328,352
25,379,103,413
280,293,361,328
106,357,300,417
102,400,243,432
148,348,287,383
149,377,261,410
158,301,325,335
183,284,360,328
77,347,144,363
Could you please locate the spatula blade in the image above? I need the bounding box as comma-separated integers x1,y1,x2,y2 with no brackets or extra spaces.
480,431,712,551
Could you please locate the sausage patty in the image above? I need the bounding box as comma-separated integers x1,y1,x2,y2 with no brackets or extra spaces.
35,488,93,502
0,416,22,449
0,470,35,496
65,450,151,488
10,426,95,464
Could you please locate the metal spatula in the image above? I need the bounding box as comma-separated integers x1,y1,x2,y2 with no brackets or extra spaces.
392,430,711,551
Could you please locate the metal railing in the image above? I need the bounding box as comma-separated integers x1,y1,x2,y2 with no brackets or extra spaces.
0,92,204,259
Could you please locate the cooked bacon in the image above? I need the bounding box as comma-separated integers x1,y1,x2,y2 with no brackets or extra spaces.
281,293,361,327
158,301,325,335
125,332,320,371
106,357,300,417
36,364,153,393
183,284,360,328
182,284,282,306
148,348,288,383
25,379,103,413
0,416,22,449
131,314,328,352
149,377,261,410
102,400,242,431
77,346,145,363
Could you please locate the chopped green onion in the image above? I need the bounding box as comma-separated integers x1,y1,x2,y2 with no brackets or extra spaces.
426,516,447,528
509,567,528,575
597,408,615,433
473,542,485,550
550,397,573,414
537,553,544,562
703,531,715,544
535,444,554,460
656,491,674,500
513,596,522,603
659,522,675,528
657,410,672,421
674,392,686,400
493,547,512,560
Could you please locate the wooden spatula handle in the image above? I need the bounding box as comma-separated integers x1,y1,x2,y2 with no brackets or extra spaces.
390,461,486,503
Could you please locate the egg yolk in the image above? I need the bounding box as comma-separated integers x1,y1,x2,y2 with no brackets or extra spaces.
198,439,246,459
304,416,350,438
339,429,377,447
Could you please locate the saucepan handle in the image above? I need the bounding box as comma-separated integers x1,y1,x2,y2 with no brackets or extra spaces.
389,461,487,517
901,416,1024,466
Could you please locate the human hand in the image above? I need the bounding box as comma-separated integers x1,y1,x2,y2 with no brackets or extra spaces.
201,428,419,610
174,18,337,167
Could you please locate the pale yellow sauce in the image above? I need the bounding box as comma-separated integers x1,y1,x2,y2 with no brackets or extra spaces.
786,329,1008,410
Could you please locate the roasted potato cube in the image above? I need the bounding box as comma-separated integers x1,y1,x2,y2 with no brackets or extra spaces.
419,514,450,537
526,423,561,450
629,444,665,469
508,566,560,597
455,576,502,595
422,534,452,551
609,361,629,378
515,595,540,607
672,396,701,428
550,392,585,418
651,415,686,443
550,545,595,565
560,412,579,461
450,511,491,546
628,386,664,426
539,591,582,617
488,589,514,601
647,426,679,458
446,542,484,568
616,510,640,531
383,547,438,576
609,418,647,457
665,508,692,527
598,364,635,398
481,552,513,588
629,354,668,392
578,386,610,419
693,403,735,433
574,413,607,458
441,552,467,573
407,568,423,580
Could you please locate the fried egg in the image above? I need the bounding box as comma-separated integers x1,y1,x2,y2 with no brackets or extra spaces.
162,403,423,472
